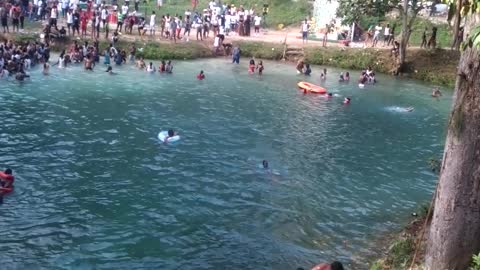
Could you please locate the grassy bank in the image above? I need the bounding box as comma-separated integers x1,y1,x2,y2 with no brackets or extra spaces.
137,0,310,28
368,204,431,270
303,47,458,87
1,32,458,87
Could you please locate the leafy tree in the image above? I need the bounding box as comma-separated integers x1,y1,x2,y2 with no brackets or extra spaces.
336,0,428,71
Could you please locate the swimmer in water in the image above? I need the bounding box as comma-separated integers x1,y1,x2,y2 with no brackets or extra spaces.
197,70,205,80
257,60,264,75
304,64,312,76
262,160,269,169
0,168,15,204
432,87,442,97
106,66,115,75
43,63,50,75
320,68,327,80
345,72,350,81
325,93,333,99
164,129,176,143
405,107,414,112
296,60,304,74
339,72,345,82
249,59,255,74
146,62,156,73
344,97,351,104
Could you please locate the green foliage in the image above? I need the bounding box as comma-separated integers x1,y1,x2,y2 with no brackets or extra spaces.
470,252,480,270
138,0,310,27
369,260,383,270
236,41,283,59
336,0,392,26
386,238,414,268
462,25,480,51
136,41,212,59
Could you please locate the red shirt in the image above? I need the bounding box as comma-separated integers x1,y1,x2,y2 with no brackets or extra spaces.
197,74,205,80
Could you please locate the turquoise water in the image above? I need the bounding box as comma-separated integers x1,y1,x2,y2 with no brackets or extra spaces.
0,59,450,269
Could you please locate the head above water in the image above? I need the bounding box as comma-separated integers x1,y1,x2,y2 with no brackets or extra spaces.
200,70,204,74
331,261,344,270
168,129,174,137
262,160,269,169
4,168,12,175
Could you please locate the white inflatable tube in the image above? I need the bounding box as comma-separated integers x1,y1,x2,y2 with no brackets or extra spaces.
158,131,180,143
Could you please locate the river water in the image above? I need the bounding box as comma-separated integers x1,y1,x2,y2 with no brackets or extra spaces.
0,59,450,270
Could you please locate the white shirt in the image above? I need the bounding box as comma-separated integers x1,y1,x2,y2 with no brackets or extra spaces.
214,36,220,47
67,12,73,23
384,27,390,35
185,10,191,17
121,5,128,15
50,8,57,19
150,14,156,26
254,16,261,26
209,1,215,10
101,8,107,20
302,22,308,32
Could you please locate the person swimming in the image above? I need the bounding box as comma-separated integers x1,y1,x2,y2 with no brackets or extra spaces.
339,72,345,82
197,70,205,80
158,60,166,73
257,60,264,75
146,62,155,73
165,61,173,73
432,87,442,97
304,64,312,76
43,63,50,75
296,60,304,74
249,59,255,74
163,129,176,143
345,71,350,81
325,93,333,99
344,97,351,104
0,168,15,204
106,66,115,75
320,68,327,80
262,160,269,169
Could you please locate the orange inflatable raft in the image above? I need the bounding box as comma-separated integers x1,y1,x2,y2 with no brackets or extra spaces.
297,82,327,94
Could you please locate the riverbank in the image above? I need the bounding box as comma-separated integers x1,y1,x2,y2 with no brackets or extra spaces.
366,205,432,270
1,32,459,87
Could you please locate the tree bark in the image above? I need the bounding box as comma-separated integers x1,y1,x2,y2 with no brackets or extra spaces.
451,0,463,50
425,46,480,269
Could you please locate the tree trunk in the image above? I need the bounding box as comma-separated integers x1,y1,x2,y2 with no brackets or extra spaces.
451,0,463,50
425,46,480,269
398,0,409,69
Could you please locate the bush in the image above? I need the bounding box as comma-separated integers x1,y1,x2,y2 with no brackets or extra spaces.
386,238,414,268
471,253,480,270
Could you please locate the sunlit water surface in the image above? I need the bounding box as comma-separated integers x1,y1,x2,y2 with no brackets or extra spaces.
0,58,451,269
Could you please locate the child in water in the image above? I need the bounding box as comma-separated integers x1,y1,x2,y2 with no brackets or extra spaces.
320,68,327,80
106,66,115,75
325,93,333,99
339,72,345,82
249,59,255,74
159,60,166,73
197,70,205,80
296,60,304,74
304,64,312,76
146,62,156,72
164,129,177,143
345,72,350,81
344,97,351,104
43,63,50,75
257,60,264,75
165,60,173,73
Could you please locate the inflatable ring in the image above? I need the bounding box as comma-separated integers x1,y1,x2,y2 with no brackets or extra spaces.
297,82,327,94
158,131,180,143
